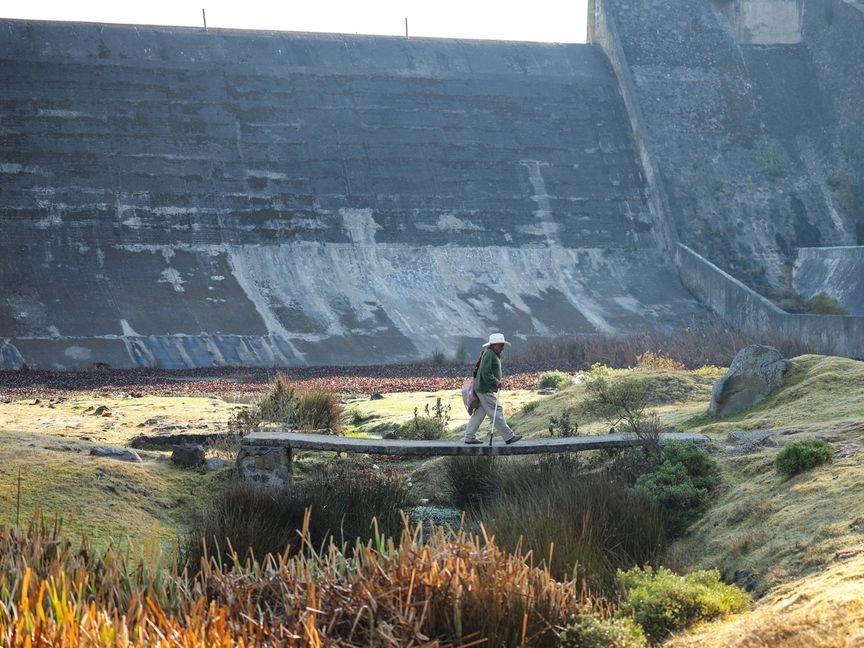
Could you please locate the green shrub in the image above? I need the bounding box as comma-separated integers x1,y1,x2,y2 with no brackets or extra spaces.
774,439,833,477
634,442,719,537
476,465,665,588
759,145,785,180
805,292,848,315
397,399,450,440
635,352,685,372
618,566,750,643
588,362,613,377
226,407,262,436
693,365,726,378
660,442,720,492
559,612,647,648
537,370,571,390
583,375,648,433
521,399,540,414
186,464,413,567
548,408,579,437
772,289,849,315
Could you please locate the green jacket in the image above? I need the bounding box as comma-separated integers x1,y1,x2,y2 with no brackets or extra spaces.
475,349,502,394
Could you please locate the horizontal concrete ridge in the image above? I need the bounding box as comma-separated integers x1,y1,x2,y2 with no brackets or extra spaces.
240,431,710,456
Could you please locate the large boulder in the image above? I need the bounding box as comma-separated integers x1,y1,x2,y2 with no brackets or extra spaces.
710,345,789,417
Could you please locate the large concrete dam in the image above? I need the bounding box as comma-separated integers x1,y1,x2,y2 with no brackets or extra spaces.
0,19,710,368
2,0,863,369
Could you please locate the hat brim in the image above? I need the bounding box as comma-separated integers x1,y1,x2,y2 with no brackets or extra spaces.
482,341,512,347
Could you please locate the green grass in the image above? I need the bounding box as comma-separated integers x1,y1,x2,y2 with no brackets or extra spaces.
682,355,864,435
507,370,715,438
0,394,240,546
345,389,541,437
0,447,223,545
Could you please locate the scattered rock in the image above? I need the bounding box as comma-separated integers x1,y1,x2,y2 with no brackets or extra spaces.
205,457,226,471
383,430,397,440
834,442,862,460
93,405,111,416
370,393,384,401
130,432,221,449
407,505,463,531
171,444,206,468
90,446,143,462
538,387,557,395
727,430,778,455
710,345,789,418
733,569,759,593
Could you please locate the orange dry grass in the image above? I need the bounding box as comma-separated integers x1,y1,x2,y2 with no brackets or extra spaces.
666,554,864,648
0,515,606,647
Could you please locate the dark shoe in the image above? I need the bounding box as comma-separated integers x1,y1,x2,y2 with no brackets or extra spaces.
505,434,523,445
464,439,483,445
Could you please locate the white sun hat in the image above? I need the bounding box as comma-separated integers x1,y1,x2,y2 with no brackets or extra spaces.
482,333,512,348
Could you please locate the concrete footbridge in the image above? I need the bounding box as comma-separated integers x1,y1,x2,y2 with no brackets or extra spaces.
237,430,710,486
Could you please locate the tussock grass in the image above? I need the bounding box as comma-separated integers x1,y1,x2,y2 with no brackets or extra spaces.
442,456,665,589
478,471,665,588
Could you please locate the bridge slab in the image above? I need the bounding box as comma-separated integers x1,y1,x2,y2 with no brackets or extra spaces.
237,431,711,486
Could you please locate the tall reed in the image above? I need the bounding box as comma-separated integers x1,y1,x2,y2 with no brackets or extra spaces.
0,514,610,647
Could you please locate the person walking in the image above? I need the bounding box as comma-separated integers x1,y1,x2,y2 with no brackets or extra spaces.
463,333,522,445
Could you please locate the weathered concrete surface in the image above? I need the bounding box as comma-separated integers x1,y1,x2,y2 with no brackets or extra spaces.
794,247,864,315
591,0,862,293
802,0,864,246
676,243,864,358
240,430,710,456
238,430,711,484
717,0,803,44
0,20,712,368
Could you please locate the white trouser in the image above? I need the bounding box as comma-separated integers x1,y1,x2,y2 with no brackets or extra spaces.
464,392,514,442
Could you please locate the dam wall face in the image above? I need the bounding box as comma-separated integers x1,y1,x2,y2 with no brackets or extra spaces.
0,21,711,368
592,0,863,295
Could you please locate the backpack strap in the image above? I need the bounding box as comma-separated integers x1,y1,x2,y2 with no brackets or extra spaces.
472,351,484,378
